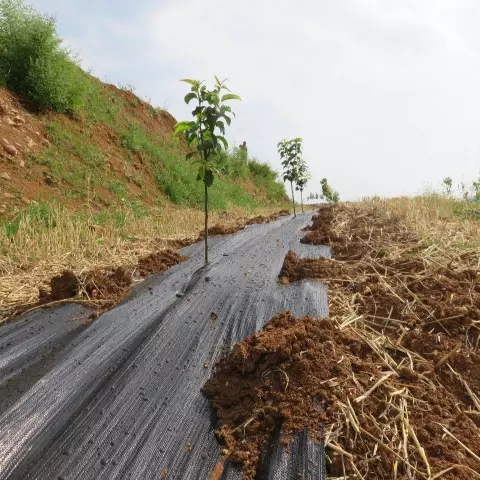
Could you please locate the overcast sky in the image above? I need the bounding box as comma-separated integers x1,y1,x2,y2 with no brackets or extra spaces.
27,0,480,200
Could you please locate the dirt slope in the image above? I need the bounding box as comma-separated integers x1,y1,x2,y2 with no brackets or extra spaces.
0,81,285,218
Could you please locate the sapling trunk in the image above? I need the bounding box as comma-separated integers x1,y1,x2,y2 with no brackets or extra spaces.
204,181,209,265
290,181,296,217
300,190,304,213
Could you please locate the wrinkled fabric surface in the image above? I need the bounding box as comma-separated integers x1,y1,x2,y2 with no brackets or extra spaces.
0,214,328,479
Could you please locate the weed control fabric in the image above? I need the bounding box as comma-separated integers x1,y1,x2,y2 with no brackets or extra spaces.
0,214,329,480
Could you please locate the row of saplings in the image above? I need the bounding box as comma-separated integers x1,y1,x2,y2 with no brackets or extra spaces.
174,76,339,265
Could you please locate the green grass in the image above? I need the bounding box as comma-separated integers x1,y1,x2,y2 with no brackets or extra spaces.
27,117,286,212
1,201,56,239
108,180,128,198
117,121,285,209
28,121,109,198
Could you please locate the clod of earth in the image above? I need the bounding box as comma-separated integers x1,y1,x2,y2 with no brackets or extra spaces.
137,249,188,277
15,250,189,322
279,250,348,285
203,224,245,236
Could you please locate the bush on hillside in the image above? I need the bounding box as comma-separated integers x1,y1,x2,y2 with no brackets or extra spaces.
248,158,277,180
0,0,88,113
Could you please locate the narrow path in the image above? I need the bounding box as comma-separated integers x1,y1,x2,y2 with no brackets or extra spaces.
0,213,329,480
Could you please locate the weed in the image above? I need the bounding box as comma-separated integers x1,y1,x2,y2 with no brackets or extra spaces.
25,202,56,228
1,217,20,239
124,199,149,219
109,180,128,199
112,211,126,230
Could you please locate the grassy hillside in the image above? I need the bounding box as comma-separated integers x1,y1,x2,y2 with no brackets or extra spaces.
0,80,287,220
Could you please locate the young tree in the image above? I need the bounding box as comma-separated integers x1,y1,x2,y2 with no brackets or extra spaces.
278,138,303,217
459,181,470,200
320,178,340,204
175,76,240,265
473,177,480,201
442,176,453,196
295,158,311,213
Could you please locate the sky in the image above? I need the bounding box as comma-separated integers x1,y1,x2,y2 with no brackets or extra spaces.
26,0,480,200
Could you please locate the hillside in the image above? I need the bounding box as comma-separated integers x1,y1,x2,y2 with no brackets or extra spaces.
0,81,286,217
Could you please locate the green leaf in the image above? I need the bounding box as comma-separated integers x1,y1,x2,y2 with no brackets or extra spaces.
197,165,205,181
217,135,228,150
216,120,226,134
186,151,197,160
184,92,197,104
205,169,214,187
223,115,231,126
221,93,241,102
174,122,192,135
192,106,203,117
180,79,198,86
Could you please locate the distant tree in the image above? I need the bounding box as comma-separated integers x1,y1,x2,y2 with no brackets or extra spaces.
320,178,340,204
442,177,453,196
175,76,241,265
238,140,248,162
278,138,303,217
295,158,311,213
473,177,480,201
459,181,470,200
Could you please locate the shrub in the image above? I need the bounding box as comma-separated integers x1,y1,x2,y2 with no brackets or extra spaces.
0,0,88,113
248,158,277,179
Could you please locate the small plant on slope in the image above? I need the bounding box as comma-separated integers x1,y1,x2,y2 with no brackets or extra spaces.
473,176,480,202
442,176,453,196
295,158,311,213
175,76,240,265
278,138,303,217
320,178,340,204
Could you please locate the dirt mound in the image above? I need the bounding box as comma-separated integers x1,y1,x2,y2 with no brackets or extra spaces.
279,251,348,285
30,249,188,319
204,224,244,236
246,215,271,225
204,312,480,479
246,212,284,225
209,203,480,477
137,249,188,277
83,267,133,305
47,270,79,301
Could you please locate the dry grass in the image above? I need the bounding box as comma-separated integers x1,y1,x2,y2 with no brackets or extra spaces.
360,195,480,249
0,203,291,317
303,196,480,478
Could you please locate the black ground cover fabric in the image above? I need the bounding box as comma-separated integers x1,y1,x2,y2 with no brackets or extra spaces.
0,213,329,479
